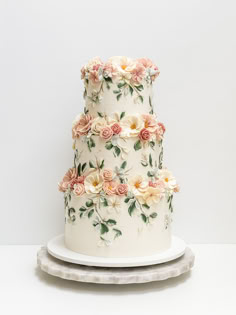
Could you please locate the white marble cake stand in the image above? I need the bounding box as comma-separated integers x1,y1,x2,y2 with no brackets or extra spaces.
37,246,194,284
47,234,186,268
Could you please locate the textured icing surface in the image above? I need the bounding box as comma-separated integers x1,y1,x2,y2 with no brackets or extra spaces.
59,56,179,258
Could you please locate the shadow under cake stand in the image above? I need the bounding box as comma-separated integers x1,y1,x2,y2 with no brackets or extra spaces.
37,235,195,284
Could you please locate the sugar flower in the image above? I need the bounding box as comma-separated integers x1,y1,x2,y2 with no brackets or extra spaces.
84,171,104,194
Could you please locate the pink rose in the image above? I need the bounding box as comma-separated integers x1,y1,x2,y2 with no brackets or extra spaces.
103,181,117,196
73,183,85,196
158,122,166,134
103,169,113,182
149,181,157,188
72,114,93,139
69,176,85,189
149,180,165,191
131,63,145,84
58,168,77,192
111,123,122,135
100,126,113,140
116,184,128,196
139,128,151,141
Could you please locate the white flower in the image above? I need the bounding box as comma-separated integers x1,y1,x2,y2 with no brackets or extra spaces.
108,196,121,213
91,117,107,135
158,168,177,191
121,115,144,137
84,171,104,194
129,175,148,195
136,186,163,206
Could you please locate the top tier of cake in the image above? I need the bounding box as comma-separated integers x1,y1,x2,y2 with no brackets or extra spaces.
81,56,160,117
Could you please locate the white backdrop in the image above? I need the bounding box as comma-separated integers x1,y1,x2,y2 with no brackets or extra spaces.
0,0,235,244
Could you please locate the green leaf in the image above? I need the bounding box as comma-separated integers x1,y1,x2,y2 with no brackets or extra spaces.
142,203,150,209
90,137,95,148
100,159,104,169
88,209,94,218
86,199,94,207
104,77,112,83
149,96,152,106
113,90,121,94
79,212,83,218
124,197,130,203
77,163,81,176
113,228,122,239
106,219,116,226
147,171,154,177
149,154,153,168
97,112,104,118
82,163,87,172
102,198,108,207
117,81,126,88
135,84,144,91
128,200,136,216
120,161,127,169
89,161,95,168
150,212,157,218
120,112,125,120
114,146,121,156
141,161,148,167
129,85,134,96
105,142,113,150
68,194,71,201
100,223,109,234
79,206,86,212
116,94,122,101
149,140,155,149
141,213,147,223
134,140,142,151
138,95,144,103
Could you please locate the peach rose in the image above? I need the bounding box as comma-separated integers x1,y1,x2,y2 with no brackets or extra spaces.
103,62,118,78
131,63,145,84
103,169,113,182
69,175,85,189
58,168,77,192
139,128,151,141
142,114,157,133
100,126,113,140
156,122,166,142
111,123,122,135
137,58,155,69
174,184,180,193
72,114,93,139
73,183,85,196
116,183,128,196
103,181,117,195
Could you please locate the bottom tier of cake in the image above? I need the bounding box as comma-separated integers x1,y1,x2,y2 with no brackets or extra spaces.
64,193,172,258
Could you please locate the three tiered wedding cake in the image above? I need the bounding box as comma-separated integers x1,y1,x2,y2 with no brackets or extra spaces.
59,56,179,258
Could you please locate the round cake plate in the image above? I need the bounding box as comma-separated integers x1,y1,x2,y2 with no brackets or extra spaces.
37,246,194,284
47,234,186,268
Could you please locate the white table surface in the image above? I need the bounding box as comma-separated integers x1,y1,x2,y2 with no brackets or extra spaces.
0,245,235,315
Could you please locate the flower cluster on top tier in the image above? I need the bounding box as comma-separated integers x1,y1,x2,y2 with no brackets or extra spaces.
71,112,165,143
58,165,179,207
81,56,160,86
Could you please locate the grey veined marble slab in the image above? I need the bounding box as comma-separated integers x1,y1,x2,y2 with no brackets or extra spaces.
37,246,195,284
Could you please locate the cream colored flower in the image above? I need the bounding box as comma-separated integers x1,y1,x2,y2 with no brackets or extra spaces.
137,186,163,206
108,56,135,80
158,169,177,190
121,115,144,137
91,117,107,135
108,196,121,213
84,171,104,194
129,175,148,195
